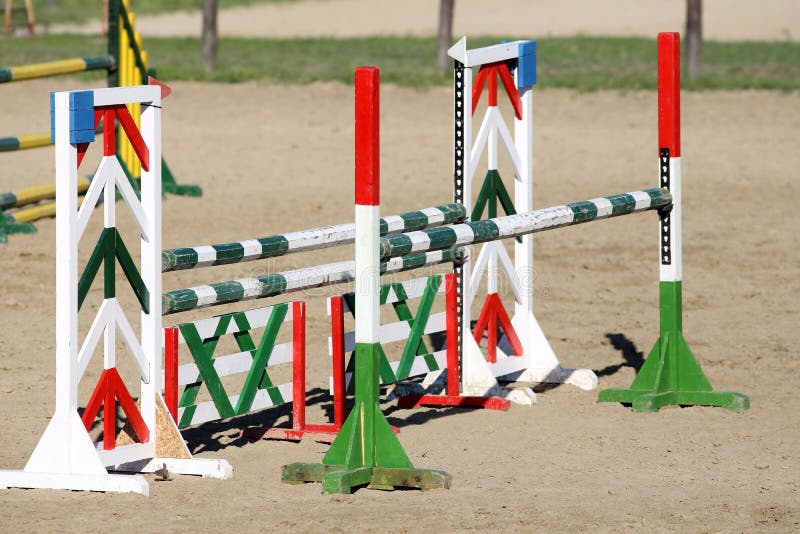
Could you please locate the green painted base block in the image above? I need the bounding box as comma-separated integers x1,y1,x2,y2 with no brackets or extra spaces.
0,219,36,243
598,388,750,413
161,159,203,198
598,281,750,413
163,183,203,198
281,462,451,494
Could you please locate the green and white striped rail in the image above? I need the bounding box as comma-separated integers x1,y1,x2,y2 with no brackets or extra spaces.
161,203,466,272
380,188,672,260
162,247,466,315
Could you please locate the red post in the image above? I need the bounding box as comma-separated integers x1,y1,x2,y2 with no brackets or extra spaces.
445,273,459,396
487,305,497,363
103,372,115,450
164,326,179,424
487,68,498,107
102,108,116,156
330,296,346,428
354,67,380,207
658,32,681,157
291,301,306,432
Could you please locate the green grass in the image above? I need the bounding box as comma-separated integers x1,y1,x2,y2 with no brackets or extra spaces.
19,0,294,27
1,34,798,91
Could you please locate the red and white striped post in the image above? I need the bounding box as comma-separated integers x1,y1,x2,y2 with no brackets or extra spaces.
282,67,450,493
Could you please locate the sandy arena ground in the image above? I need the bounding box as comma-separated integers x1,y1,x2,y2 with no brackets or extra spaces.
1,2,800,531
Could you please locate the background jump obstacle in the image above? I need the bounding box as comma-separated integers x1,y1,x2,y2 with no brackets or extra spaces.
0,86,229,496
447,38,598,405
281,67,452,494
0,0,200,244
597,33,749,412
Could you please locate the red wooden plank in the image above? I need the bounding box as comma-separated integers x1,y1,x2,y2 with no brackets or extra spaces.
103,370,116,450
471,65,491,115
164,326,179,423
658,32,681,157
330,296,346,428
445,273,459,396
397,394,510,411
114,105,150,171
292,301,306,432
487,67,498,108
102,108,116,157
354,67,380,206
497,63,523,119
490,293,523,356
108,368,150,445
81,371,108,432
76,142,90,170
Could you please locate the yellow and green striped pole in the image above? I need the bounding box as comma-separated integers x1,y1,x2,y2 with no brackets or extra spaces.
0,56,114,84
0,132,51,152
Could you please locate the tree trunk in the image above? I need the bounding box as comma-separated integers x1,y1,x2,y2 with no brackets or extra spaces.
686,0,702,80
201,0,218,72
437,0,455,72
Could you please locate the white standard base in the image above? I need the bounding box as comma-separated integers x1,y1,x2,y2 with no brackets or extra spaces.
461,336,536,405
0,470,150,495
511,311,598,391
111,457,234,479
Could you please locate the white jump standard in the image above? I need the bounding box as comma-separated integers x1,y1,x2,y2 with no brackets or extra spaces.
448,37,599,403
0,86,230,496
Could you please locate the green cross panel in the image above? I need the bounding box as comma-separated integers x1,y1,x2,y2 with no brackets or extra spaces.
176,303,290,428
341,275,444,390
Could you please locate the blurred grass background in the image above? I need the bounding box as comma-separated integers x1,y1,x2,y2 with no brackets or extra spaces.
1,34,798,90
25,0,293,26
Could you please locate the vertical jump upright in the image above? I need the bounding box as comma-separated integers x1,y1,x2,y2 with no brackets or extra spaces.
448,38,598,403
597,33,749,411
281,67,451,494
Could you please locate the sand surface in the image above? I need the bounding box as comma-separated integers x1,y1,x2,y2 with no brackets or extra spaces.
47,0,800,41
0,75,798,531
2,2,800,529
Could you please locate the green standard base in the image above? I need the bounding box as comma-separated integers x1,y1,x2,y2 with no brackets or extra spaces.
161,158,203,198
0,217,36,243
598,388,749,412
282,342,451,494
281,463,452,494
598,281,749,413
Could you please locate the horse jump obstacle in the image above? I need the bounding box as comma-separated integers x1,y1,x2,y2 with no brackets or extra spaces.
0,0,200,243
0,78,468,493
282,34,748,493
164,300,347,443
0,33,748,496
